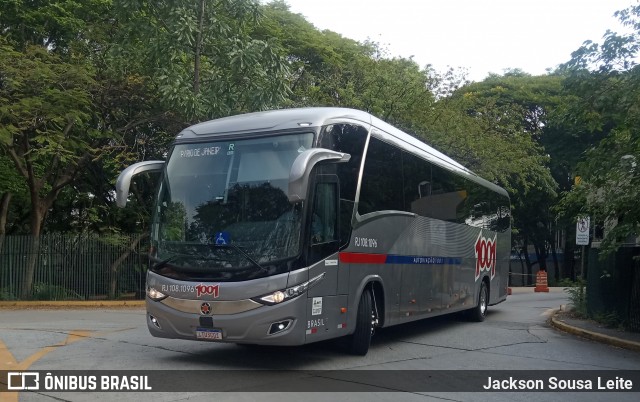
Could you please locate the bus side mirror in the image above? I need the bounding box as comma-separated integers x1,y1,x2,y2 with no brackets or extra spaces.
288,149,350,203
115,161,165,207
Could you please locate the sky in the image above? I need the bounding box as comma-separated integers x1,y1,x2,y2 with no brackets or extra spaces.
280,0,636,82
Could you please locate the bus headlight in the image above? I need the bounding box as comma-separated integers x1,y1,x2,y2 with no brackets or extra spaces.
254,273,325,306
147,286,168,301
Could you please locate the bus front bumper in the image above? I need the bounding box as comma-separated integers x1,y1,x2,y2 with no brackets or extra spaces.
145,295,307,346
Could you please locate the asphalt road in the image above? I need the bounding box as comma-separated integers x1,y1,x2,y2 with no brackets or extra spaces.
1,289,639,401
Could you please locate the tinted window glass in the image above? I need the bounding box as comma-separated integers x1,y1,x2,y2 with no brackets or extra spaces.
462,184,510,232
401,151,510,232
152,133,314,281
311,182,338,244
403,152,432,215
319,124,368,245
319,124,368,202
358,137,404,215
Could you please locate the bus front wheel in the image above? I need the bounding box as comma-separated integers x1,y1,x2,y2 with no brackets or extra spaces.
348,289,374,355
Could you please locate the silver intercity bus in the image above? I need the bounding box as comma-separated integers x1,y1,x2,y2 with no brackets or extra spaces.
116,107,510,355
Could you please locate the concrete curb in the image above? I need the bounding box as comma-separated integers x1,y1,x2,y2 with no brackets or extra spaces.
550,307,640,352
0,300,145,308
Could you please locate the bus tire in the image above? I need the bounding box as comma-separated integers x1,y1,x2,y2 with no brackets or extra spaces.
348,289,373,356
469,281,488,322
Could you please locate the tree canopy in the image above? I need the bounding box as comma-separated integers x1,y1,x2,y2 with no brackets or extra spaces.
1,0,639,296
557,4,640,254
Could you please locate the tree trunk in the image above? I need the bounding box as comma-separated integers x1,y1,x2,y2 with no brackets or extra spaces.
193,0,205,94
0,192,11,256
109,233,148,299
516,248,526,286
534,241,547,272
523,237,533,286
548,233,560,281
564,232,575,281
20,205,44,299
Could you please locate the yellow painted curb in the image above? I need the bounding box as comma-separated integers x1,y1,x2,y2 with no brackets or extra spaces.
0,300,145,308
550,308,640,353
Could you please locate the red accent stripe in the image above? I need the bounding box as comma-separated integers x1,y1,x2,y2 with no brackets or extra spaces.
339,252,387,264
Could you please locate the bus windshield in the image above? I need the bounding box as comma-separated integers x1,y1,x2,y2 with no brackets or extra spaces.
151,132,314,280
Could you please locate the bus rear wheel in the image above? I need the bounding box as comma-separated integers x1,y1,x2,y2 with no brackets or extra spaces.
469,281,488,322
348,289,374,355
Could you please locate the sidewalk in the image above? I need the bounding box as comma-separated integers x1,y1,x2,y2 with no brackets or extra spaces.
0,300,145,308
509,286,640,352
550,307,640,352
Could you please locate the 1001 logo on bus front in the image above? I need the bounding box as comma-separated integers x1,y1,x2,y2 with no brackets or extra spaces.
195,283,220,298
475,232,497,281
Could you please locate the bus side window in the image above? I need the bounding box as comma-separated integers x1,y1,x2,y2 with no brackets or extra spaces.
358,137,404,215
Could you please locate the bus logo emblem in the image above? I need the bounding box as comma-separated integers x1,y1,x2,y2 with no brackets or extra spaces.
201,303,212,315
196,284,220,298
475,232,497,281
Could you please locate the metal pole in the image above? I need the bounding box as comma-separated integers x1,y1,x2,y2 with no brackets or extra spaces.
581,245,586,280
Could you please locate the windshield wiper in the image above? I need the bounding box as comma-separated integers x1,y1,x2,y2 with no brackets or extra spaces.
152,256,176,270
208,243,268,273
150,255,178,271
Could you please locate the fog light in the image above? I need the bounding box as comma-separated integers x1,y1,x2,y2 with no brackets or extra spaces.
268,320,292,335
149,314,161,329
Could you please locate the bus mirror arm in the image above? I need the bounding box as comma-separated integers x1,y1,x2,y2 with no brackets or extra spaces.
115,161,165,207
288,149,350,203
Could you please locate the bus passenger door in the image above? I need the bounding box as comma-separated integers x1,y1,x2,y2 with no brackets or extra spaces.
307,175,341,297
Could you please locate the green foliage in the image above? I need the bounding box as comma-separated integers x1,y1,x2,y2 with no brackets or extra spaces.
252,3,565,279
564,278,587,317
563,4,640,74
0,288,17,301
347,57,435,126
259,0,438,121
0,38,99,237
592,311,624,329
258,1,375,108
0,41,95,153
0,153,24,190
555,277,579,287
31,282,82,301
0,0,111,50
441,74,563,193
0,0,637,295
426,74,560,271
112,0,290,122
560,128,640,254
557,3,640,256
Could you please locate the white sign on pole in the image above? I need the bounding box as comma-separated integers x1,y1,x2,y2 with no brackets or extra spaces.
576,217,590,246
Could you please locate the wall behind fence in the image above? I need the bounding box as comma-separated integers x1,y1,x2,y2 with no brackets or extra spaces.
0,234,149,301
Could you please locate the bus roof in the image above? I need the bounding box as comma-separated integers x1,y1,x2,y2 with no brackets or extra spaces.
178,107,371,138
176,107,508,197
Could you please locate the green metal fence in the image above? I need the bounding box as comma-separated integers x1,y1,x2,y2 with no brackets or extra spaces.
587,245,640,332
0,234,149,301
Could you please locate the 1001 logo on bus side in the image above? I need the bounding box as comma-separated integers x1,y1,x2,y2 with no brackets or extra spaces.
475,232,497,281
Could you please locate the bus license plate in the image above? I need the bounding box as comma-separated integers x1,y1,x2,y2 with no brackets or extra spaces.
196,328,223,340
